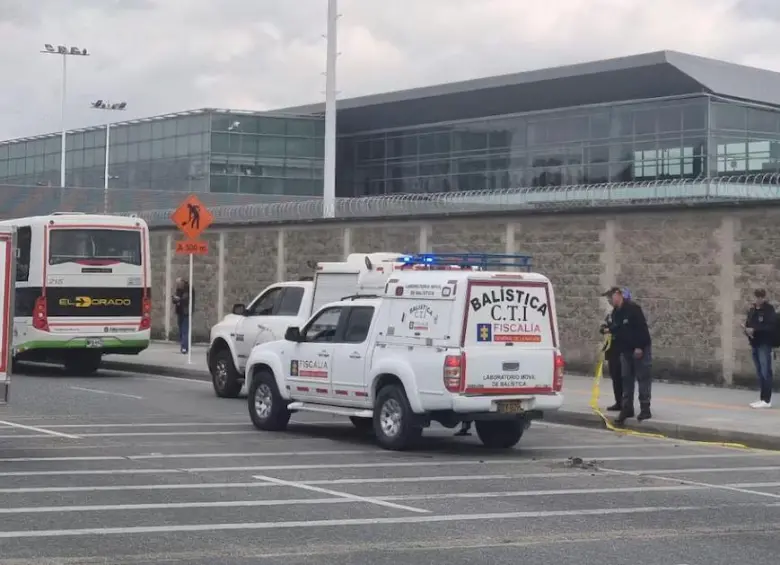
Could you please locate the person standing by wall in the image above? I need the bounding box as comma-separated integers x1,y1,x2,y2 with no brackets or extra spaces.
172,277,194,354
604,287,652,424
600,287,632,411
742,288,775,409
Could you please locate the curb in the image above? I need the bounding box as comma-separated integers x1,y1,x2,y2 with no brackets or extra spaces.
544,410,780,451
101,360,210,382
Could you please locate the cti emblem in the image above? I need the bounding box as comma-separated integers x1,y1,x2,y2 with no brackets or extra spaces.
477,323,492,342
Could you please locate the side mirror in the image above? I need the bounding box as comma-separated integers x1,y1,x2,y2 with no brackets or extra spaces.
232,303,246,316
284,326,302,342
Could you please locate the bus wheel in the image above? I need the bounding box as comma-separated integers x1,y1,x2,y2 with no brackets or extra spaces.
64,352,102,376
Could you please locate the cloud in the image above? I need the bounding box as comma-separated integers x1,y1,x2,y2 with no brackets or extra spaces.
0,0,779,139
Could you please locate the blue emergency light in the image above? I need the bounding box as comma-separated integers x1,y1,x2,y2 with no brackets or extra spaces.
398,253,533,272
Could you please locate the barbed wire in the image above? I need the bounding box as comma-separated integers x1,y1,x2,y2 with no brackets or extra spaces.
1,173,779,227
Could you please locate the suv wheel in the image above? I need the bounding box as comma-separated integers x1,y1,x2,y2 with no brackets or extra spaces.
475,419,525,449
247,370,290,431
373,384,422,451
210,348,243,398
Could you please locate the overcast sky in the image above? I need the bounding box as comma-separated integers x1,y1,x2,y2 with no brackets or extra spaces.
1,0,778,140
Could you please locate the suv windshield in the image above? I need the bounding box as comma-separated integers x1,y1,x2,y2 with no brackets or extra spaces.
49,229,142,266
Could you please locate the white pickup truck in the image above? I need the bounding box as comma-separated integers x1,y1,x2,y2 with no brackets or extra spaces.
207,253,409,397
243,254,565,451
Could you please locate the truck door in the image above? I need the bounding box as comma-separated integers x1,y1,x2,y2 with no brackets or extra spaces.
284,306,345,401
460,279,558,396
330,305,375,404
234,286,304,369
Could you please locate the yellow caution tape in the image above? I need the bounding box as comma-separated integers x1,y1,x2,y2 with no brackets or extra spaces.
590,334,755,450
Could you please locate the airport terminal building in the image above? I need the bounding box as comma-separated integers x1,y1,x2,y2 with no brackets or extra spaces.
2,50,780,199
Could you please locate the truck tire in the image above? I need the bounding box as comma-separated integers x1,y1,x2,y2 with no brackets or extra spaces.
373,384,422,451
247,370,290,432
210,348,243,398
475,419,525,449
349,416,373,434
63,352,101,376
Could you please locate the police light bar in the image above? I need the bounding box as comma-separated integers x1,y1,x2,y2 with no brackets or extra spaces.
397,253,533,272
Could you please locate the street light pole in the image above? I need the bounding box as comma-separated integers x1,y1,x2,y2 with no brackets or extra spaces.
323,0,338,218
90,100,127,213
40,44,89,190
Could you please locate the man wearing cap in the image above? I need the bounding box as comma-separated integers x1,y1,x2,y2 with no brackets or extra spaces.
600,287,632,411
604,286,652,423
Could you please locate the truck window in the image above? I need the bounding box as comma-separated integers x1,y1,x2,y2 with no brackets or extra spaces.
248,288,282,316
302,307,343,343
16,226,31,282
277,287,305,316
343,307,374,343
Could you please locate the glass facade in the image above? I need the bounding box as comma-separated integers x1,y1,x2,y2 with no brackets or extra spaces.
209,112,324,195
336,96,780,197
1,96,780,199
0,110,325,196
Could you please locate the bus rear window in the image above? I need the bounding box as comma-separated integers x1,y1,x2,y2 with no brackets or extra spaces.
49,229,142,266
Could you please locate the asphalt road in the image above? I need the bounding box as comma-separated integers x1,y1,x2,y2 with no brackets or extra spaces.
1,363,779,564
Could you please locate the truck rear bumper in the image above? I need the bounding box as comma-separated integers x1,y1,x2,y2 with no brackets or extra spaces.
450,392,563,414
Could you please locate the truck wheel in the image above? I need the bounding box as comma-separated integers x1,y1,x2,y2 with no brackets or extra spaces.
247,370,290,431
210,348,243,398
64,352,101,376
349,416,373,434
373,384,422,451
475,420,525,449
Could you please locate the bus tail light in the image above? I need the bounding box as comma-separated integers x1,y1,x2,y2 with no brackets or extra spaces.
443,353,465,393
33,296,49,332
139,297,151,331
553,352,565,392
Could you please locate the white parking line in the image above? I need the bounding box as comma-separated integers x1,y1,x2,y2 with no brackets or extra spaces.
0,443,679,462
252,474,429,514
0,504,765,539
0,484,706,515
2,455,777,477
0,420,80,440
68,386,144,400
42,421,246,429
602,466,780,501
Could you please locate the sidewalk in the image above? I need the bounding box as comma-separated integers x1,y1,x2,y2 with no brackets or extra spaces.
103,342,780,450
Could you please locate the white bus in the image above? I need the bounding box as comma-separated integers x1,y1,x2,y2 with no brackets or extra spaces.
0,213,152,374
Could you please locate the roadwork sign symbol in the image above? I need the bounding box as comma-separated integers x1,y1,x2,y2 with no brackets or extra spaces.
171,195,213,240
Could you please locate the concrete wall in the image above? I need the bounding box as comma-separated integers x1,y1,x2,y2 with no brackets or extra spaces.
150,204,780,388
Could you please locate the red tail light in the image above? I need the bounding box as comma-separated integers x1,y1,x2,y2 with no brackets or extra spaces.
553,352,565,392
443,353,465,393
33,296,48,331
138,296,151,331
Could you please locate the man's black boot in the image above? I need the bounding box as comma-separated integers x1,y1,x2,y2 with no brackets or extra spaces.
614,404,634,425
606,403,621,411
637,404,652,422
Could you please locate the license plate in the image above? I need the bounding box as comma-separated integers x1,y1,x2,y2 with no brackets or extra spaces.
86,338,103,349
496,400,525,414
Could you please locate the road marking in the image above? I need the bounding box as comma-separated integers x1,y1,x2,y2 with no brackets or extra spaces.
0,485,706,515
0,504,765,539
3,456,778,477
0,430,258,439
0,473,587,494
0,420,80,440
69,386,144,400
602,466,780,501
253,474,429,514
134,374,211,386
0,449,376,463
635,466,780,474
41,421,247,429
0,443,677,462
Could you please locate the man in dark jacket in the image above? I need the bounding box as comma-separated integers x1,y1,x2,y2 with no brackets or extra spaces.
172,278,194,354
743,289,775,408
600,287,632,411
604,286,652,424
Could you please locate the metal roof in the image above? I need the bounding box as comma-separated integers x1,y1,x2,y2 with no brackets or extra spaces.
282,50,780,133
